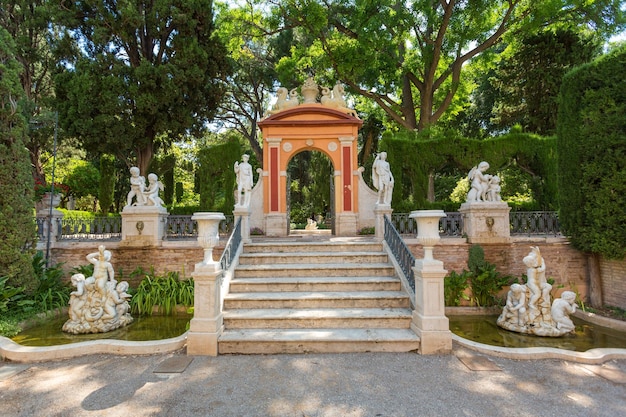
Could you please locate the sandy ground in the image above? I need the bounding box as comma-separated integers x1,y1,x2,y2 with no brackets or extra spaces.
1,346,625,417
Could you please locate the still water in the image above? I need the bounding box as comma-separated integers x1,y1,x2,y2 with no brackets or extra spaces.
11,314,191,347
449,315,626,352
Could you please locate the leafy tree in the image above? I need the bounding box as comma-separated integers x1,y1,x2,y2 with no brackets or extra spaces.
270,0,624,131
53,0,231,175
491,29,602,135
0,27,37,291
99,154,117,215
1,0,59,186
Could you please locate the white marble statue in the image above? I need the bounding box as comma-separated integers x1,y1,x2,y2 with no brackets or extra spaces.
486,175,502,202
63,245,133,334
234,154,254,207
372,152,394,205
126,166,146,207
466,161,492,202
321,82,358,117
497,246,577,337
267,87,299,115
144,173,164,207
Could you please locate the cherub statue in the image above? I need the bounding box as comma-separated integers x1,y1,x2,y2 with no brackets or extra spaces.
144,173,164,207
551,291,578,333
126,166,146,207
466,161,491,202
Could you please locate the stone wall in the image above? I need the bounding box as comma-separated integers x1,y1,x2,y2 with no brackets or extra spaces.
600,258,626,308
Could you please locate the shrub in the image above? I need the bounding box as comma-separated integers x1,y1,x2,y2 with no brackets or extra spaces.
444,270,471,306
130,269,194,316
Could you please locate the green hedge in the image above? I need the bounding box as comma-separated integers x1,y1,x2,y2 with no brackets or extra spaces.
557,46,626,259
379,132,558,209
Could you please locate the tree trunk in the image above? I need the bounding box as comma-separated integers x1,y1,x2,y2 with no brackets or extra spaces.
587,252,603,308
137,142,154,177
427,172,435,202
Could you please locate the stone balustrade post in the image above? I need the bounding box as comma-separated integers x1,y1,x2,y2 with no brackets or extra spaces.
233,205,251,244
187,212,225,356
409,210,452,354
374,204,392,242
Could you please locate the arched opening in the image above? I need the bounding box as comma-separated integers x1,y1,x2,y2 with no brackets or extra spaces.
286,150,334,234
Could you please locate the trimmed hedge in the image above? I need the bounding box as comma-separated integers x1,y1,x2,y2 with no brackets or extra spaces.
557,46,626,259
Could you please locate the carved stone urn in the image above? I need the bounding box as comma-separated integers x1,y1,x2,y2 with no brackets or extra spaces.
410,210,446,261
192,212,225,266
301,77,319,104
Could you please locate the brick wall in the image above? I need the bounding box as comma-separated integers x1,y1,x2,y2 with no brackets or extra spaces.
405,236,589,302
50,241,222,288
600,258,626,308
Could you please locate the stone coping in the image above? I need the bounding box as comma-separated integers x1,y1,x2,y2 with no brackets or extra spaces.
448,307,626,364
0,333,187,363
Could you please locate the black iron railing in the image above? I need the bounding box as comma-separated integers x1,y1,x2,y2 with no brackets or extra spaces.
164,215,234,239
56,216,122,241
384,214,415,293
220,216,242,272
391,212,463,236
509,211,560,236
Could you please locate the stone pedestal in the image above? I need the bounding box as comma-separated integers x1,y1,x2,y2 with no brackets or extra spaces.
374,204,392,241
233,206,251,243
265,213,287,237
187,263,223,356
409,210,452,354
335,213,358,236
410,259,452,354
187,213,225,356
120,206,168,246
459,202,511,244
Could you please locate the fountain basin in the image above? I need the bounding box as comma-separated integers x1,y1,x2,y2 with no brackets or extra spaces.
448,307,626,364
1,314,190,363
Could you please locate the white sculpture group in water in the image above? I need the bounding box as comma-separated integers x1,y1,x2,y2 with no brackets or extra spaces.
266,78,359,118
372,152,394,205
497,246,578,337
234,154,254,208
125,166,164,208
63,245,133,334
466,161,502,203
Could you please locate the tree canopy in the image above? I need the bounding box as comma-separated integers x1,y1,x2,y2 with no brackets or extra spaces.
268,0,624,131
53,0,231,175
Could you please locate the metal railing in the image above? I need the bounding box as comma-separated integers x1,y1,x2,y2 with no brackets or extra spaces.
57,216,122,241
384,214,416,293
509,211,561,236
391,212,463,236
220,216,242,272
165,215,234,239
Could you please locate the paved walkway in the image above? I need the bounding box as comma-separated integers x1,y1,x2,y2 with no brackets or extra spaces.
1,346,625,417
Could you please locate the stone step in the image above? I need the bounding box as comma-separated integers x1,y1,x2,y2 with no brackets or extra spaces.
234,263,396,278
243,241,383,254
229,276,401,292
218,328,420,354
223,291,410,309
222,308,413,329
238,251,389,265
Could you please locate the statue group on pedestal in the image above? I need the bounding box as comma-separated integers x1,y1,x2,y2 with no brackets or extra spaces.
466,161,502,203
497,246,578,337
125,167,164,208
63,245,133,334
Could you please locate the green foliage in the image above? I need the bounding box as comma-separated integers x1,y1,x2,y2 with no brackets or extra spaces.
53,0,231,174
30,252,70,312
380,132,558,209
0,276,24,313
444,270,471,307
196,138,242,213
63,160,100,200
288,151,334,223
462,245,513,307
0,27,37,292
130,269,194,316
557,45,626,259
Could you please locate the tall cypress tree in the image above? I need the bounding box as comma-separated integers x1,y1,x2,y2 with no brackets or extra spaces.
0,28,36,290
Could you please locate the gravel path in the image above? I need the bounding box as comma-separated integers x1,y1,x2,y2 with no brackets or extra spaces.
1,347,625,417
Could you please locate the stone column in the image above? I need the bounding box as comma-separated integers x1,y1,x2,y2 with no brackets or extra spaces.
409,210,452,355
233,205,251,244
187,212,225,356
374,204,392,242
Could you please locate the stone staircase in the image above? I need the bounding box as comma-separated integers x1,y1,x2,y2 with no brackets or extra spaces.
218,238,420,354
